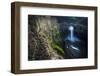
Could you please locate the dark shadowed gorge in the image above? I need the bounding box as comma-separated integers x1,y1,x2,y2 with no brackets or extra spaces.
28,15,88,61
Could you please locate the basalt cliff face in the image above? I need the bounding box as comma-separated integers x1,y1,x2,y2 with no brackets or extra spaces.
28,16,64,60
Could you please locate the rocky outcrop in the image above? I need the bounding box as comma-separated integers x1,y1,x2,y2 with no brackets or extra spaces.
28,15,64,60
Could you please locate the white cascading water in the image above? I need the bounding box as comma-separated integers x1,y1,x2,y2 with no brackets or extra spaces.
69,26,74,42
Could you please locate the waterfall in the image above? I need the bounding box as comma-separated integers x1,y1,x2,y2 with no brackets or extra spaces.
69,26,74,42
